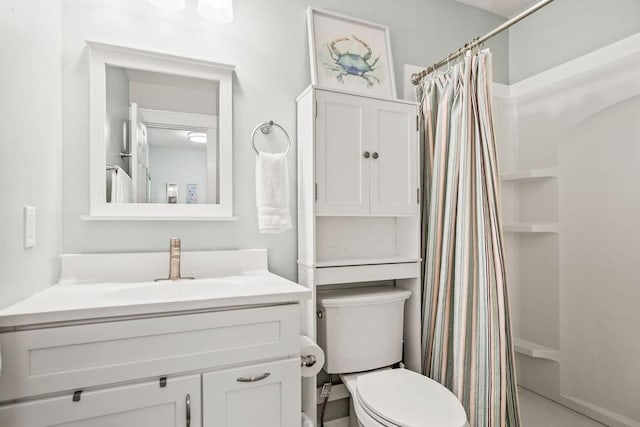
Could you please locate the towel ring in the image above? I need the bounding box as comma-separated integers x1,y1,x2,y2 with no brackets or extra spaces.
251,120,291,155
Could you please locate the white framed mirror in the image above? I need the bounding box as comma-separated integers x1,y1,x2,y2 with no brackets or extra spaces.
87,41,235,219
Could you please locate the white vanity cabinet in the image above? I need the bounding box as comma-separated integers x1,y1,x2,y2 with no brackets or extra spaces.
0,304,301,427
312,88,419,216
0,374,201,427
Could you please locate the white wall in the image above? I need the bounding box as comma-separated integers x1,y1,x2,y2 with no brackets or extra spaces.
148,145,207,204
560,94,640,423
0,1,62,308
130,80,217,116
60,0,507,281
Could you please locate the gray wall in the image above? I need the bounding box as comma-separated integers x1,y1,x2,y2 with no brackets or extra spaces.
61,0,507,282
509,0,640,83
0,1,62,308
148,145,207,205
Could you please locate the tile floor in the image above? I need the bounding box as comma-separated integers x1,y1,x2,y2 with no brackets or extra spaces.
519,387,605,427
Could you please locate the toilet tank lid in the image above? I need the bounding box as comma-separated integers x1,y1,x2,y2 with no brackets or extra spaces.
317,286,411,308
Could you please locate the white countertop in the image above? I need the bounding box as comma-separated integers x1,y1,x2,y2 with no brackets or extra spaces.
0,273,310,329
0,249,311,329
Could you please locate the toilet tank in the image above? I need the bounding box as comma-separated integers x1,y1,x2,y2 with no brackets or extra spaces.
316,286,411,374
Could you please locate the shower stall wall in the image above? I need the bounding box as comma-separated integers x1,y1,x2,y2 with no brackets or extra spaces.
496,33,640,427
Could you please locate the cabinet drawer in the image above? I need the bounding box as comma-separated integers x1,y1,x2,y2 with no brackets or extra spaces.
0,374,201,427
203,358,300,427
0,304,299,402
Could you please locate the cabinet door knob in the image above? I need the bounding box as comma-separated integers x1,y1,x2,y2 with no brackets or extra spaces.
372,152,379,159
237,372,271,383
186,393,191,427
363,151,370,159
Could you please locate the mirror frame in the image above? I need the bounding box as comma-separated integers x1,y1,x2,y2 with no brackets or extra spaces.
87,41,235,220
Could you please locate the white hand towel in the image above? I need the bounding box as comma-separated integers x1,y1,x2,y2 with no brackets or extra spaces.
256,152,291,233
111,168,133,203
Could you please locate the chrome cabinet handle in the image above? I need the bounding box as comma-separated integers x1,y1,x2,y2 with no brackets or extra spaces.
186,393,191,427
236,372,271,383
363,151,370,159
372,152,379,159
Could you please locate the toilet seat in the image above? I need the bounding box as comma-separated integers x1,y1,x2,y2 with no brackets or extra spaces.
343,369,468,427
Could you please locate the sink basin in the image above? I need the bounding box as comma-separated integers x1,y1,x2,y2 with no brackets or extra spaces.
102,276,251,301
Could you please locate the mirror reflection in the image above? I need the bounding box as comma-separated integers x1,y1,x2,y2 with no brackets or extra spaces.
105,65,219,204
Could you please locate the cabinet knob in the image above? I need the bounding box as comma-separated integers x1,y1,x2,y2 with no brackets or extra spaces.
363,151,370,159
372,152,379,159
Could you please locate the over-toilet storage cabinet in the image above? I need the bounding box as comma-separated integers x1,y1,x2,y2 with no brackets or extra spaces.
296,86,422,422
314,88,419,216
0,304,301,427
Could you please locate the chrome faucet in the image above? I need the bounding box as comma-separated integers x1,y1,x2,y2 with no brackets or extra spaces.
155,237,194,282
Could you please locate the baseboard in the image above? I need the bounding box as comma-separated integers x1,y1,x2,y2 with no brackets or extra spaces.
324,416,350,427
559,394,640,427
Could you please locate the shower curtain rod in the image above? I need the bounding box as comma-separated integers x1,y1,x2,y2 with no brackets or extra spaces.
411,0,555,85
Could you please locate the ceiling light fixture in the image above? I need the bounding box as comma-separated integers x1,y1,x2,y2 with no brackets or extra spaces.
148,0,185,11
197,0,234,23
188,132,207,144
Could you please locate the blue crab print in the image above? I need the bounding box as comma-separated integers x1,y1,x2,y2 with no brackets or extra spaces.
325,35,381,87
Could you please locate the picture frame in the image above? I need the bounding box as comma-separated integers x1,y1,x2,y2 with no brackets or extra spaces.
307,7,397,98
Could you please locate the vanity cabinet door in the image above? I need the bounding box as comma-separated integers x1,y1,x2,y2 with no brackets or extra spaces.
315,90,371,215
0,374,201,427
369,99,419,215
202,358,300,427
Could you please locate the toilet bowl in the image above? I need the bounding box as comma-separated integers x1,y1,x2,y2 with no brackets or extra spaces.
317,286,469,427
341,369,468,427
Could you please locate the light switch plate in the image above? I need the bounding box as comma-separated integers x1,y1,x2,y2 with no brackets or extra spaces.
24,206,36,248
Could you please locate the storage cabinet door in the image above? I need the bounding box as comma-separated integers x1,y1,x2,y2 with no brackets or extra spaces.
369,100,419,215
0,374,201,427
203,358,300,427
315,90,370,215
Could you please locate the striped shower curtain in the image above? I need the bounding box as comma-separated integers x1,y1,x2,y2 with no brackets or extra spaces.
418,50,520,426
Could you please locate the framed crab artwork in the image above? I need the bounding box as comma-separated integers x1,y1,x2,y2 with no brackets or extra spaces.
307,8,397,98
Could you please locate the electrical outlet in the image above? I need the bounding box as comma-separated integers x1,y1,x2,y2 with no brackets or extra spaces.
24,206,36,248
320,382,332,399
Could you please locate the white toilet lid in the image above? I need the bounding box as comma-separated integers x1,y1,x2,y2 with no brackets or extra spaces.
356,369,468,427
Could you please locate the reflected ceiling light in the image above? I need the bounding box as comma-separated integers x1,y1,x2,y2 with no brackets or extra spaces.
148,0,185,11
188,132,207,143
197,0,234,23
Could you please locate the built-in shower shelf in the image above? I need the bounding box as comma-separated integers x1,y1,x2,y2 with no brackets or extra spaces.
501,168,558,182
514,338,560,362
504,223,558,233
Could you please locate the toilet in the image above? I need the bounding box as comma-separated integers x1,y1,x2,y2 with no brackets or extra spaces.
317,286,468,427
